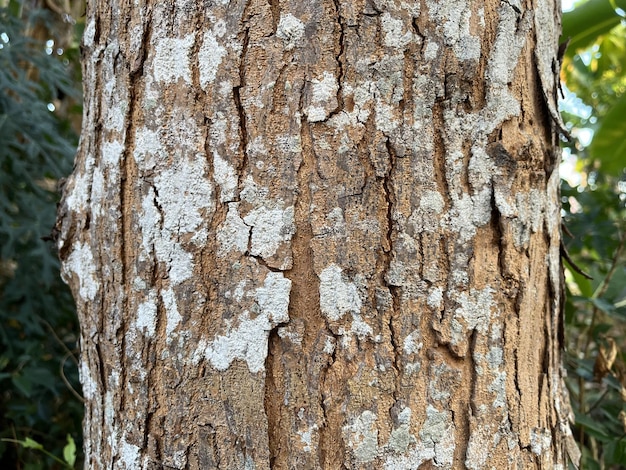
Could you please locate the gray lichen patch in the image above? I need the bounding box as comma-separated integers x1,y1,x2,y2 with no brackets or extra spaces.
192,271,291,373
343,410,380,464
319,263,362,322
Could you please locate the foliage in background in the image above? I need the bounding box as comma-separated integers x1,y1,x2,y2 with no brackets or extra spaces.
561,0,626,468
0,1,83,468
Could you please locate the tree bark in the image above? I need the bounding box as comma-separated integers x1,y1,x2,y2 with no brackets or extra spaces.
57,0,580,468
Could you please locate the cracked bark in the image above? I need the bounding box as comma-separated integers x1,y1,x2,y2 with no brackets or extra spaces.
57,0,579,468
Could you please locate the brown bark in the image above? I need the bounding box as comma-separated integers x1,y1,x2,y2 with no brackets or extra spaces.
57,0,579,468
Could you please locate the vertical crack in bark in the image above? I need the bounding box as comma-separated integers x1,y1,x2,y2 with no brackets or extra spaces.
264,326,280,468
542,293,553,377
116,11,153,463
149,184,163,287
94,341,107,394
268,0,280,33
118,82,136,457
531,60,558,176
200,109,229,350
234,25,250,184
143,410,154,463
297,89,346,468
263,82,322,468
547,237,564,356
490,180,507,280
202,115,230,257
511,340,526,450
199,424,220,468
411,16,425,51
431,98,451,210
328,0,345,120
467,330,480,418
401,46,415,127
416,230,426,286
383,138,402,401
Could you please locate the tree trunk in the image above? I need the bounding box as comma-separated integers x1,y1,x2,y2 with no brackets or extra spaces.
57,0,580,468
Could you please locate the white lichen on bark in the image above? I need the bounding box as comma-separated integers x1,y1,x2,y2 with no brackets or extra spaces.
153,36,194,84
193,272,291,373
319,265,360,315
63,242,99,301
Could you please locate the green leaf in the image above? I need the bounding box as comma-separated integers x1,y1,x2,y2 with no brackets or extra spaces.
588,93,626,176
575,366,595,381
575,412,612,441
12,374,33,397
7,0,22,18
63,435,76,467
569,269,595,298
21,438,43,450
591,322,613,337
581,447,602,470
604,438,626,465
562,0,626,56
591,297,616,313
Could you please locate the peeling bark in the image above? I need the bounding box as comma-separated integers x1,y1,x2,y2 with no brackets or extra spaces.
57,0,579,468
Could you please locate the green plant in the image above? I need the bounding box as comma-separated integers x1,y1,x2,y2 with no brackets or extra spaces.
562,176,626,469
0,2,83,468
2,435,77,469
561,1,626,468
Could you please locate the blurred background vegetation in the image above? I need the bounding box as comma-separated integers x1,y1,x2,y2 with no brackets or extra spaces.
0,0,624,468
561,1,626,468
0,0,84,468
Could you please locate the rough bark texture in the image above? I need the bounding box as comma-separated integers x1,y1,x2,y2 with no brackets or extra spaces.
57,0,580,468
